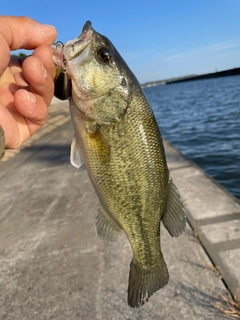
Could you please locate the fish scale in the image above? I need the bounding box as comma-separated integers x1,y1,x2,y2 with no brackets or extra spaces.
52,20,186,308
70,86,169,298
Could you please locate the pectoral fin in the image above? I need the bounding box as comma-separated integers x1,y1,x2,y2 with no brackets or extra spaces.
95,205,122,243
86,123,111,166
70,136,84,168
162,177,186,237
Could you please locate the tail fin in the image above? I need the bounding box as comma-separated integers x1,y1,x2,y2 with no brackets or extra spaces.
127,255,169,308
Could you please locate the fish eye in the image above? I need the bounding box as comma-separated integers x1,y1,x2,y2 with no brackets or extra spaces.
96,47,111,63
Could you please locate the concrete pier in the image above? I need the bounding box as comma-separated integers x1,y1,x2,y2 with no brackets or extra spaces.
0,101,239,319
165,139,240,299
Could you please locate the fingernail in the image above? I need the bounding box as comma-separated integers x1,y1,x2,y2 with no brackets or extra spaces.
41,61,48,78
25,90,36,103
43,24,56,30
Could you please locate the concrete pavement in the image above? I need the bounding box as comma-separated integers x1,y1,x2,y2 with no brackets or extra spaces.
0,102,239,319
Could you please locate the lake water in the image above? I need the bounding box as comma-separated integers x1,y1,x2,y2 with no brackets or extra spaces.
144,75,240,200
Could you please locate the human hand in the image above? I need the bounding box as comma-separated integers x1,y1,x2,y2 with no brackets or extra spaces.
0,16,57,148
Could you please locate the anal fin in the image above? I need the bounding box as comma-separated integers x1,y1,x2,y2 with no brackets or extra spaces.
95,205,122,243
162,177,186,237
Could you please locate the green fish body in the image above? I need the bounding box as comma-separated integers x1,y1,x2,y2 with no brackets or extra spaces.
52,21,186,308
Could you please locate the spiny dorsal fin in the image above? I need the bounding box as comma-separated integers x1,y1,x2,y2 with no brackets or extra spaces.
162,177,186,237
95,205,122,243
70,136,84,168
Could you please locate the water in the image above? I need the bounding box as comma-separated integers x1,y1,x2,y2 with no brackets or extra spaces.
144,75,240,200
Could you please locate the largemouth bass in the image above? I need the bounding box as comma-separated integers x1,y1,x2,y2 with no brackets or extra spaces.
51,21,186,308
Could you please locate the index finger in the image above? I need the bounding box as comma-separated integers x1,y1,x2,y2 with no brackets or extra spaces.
0,16,57,75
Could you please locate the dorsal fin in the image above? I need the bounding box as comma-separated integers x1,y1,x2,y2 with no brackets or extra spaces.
162,177,186,237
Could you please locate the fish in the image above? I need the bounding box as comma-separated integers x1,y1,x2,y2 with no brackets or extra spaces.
51,21,186,308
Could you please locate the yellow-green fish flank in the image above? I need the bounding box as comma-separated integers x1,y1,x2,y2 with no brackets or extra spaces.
52,21,186,308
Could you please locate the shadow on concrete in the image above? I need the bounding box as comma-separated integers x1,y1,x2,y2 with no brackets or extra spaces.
172,281,229,320
178,259,207,271
21,144,71,165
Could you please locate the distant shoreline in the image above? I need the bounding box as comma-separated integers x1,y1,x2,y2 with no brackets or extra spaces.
142,67,240,87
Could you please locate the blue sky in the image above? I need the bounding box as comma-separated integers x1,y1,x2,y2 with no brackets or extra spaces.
3,0,240,83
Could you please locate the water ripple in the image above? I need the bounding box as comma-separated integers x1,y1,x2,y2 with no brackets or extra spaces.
144,75,240,200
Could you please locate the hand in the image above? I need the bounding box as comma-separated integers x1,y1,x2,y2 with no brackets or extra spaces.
0,16,57,148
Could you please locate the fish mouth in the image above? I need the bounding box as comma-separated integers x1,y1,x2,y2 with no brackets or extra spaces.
63,21,94,62
80,20,93,37
51,20,94,71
